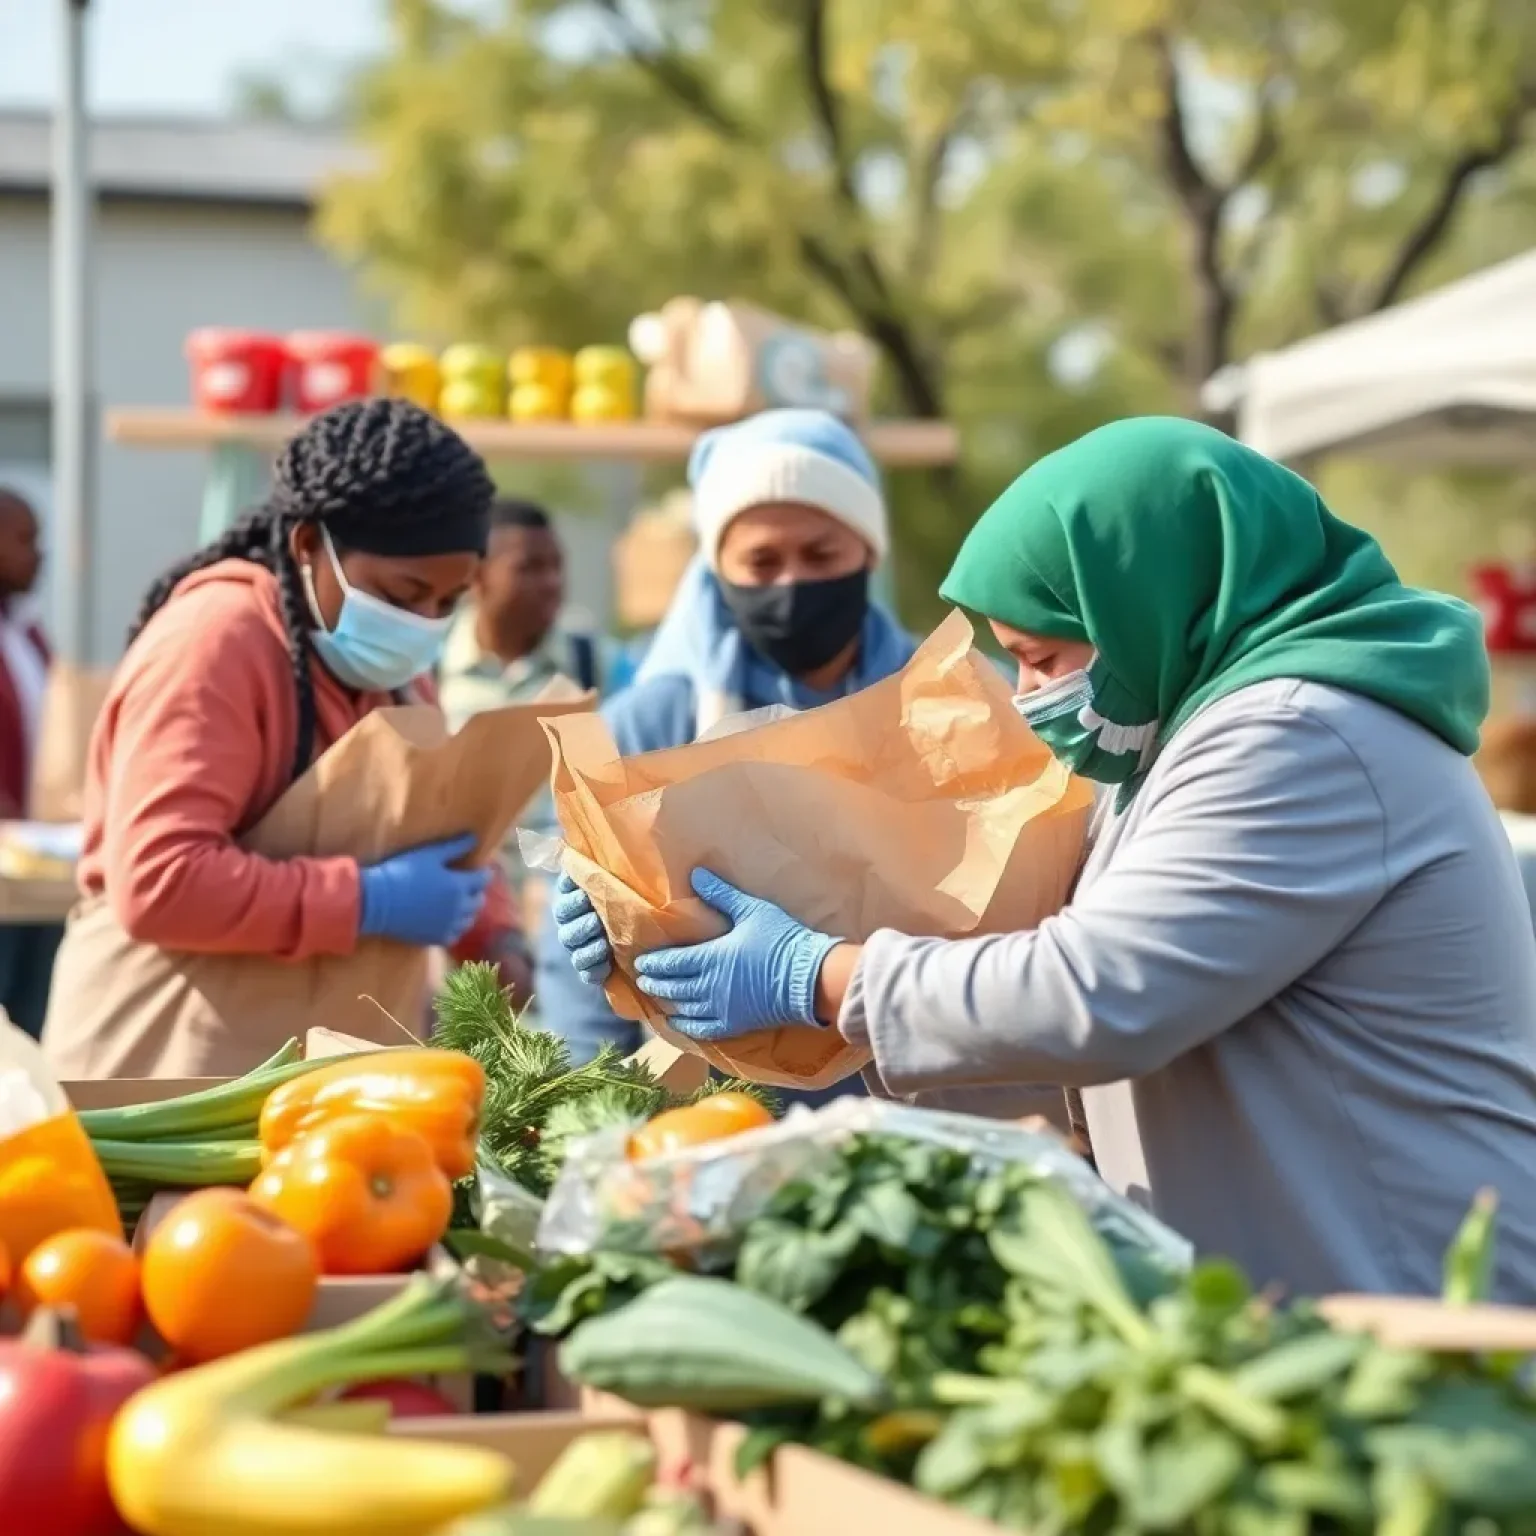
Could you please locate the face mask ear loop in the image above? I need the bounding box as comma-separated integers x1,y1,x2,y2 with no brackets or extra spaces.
298,525,349,636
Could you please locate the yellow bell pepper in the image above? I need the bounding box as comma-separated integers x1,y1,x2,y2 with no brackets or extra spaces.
257,1049,485,1181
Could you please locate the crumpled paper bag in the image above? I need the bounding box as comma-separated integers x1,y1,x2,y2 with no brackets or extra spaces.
237,681,594,1036
545,611,1093,1090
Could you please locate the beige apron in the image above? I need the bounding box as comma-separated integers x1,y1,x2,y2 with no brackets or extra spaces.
42,690,594,1080
41,894,427,1077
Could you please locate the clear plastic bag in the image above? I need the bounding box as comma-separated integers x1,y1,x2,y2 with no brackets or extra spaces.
535,1096,1192,1274
475,1160,546,1260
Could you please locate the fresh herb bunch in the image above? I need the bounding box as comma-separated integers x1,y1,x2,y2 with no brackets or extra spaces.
540,1131,1536,1533
434,962,775,1196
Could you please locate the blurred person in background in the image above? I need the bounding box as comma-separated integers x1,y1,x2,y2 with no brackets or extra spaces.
41,401,532,1078
438,497,612,925
0,487,48,821
0,486,60,1035
536,408,914,1102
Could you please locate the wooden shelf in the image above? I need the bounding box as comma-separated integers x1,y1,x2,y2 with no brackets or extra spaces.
105,409,960,467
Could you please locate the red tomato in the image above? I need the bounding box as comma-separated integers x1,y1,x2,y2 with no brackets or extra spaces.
338,1378,460,1417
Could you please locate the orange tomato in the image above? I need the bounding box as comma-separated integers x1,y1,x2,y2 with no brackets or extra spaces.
140,1189,317,1364
16,1229,142,1346
249,1115,452,1275
0,1239,9,1299
626,1092,774,1162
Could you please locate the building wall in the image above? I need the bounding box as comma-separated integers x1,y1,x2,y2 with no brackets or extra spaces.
0,193,626,666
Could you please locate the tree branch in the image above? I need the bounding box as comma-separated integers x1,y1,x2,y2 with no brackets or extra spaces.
1148,30,1234,390
1359,89,1534,314
1234,82,1281,187
907,110,964,286
794,0,945,418
799,0,858,209
1150,32,1219,217
591,0,752,143
595,0,947,419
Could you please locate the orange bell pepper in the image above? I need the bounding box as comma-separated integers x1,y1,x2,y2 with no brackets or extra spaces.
0,1114,124,1269
626,1092,774,1162
249,1115,452,1275
257,1049,484,1180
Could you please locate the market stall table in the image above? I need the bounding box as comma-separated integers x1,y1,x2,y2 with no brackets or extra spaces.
0,820,81,925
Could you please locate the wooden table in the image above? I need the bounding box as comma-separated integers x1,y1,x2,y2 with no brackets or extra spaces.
106,406,959,601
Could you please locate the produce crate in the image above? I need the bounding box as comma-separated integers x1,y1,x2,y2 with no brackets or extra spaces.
64,1076,226,1110
62,1060,468,1403
393,1408,1006,1536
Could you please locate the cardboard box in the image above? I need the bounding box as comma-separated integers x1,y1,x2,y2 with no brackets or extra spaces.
393,1408,1005,1536
65,1076,225,1110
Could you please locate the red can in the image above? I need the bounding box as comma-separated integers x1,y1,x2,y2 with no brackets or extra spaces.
185,329,289,414
1473,563,1536,655
287,331,380,414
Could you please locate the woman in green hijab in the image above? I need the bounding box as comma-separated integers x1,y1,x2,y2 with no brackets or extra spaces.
590,417,1536,1297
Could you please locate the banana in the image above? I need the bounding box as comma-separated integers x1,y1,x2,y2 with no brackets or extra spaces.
107,1280,514,1536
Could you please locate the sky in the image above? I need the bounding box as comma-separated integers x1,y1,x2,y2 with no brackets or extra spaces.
1,0,406,117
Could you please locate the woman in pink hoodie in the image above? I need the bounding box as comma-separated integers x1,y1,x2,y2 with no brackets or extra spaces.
42,399,530,1077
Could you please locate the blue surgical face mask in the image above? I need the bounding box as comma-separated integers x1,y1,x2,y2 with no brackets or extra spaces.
302,529,451,692
1013,654,1158,785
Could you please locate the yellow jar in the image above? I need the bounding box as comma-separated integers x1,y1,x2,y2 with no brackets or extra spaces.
573,345,638,394
380,343,442,412
572,383,637,423
509,347,575,395
440,343,505,390
509,383,571,422
439,377,505,420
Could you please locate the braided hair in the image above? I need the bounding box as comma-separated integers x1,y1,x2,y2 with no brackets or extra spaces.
130,398,494,781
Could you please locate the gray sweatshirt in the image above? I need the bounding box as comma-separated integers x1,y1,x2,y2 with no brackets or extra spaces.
840,679,1536,1299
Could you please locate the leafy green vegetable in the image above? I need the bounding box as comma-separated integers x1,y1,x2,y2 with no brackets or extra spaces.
435,963,775,1196
525,1130,1536,1533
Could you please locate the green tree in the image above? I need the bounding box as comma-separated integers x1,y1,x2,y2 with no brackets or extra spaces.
319,0,1536,615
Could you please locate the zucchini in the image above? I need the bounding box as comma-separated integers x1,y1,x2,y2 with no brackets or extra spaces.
434,1512,623,1536
528,1433,655,1519
559,1276,888,1413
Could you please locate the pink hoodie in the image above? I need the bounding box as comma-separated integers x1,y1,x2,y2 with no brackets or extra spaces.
78,560,512,958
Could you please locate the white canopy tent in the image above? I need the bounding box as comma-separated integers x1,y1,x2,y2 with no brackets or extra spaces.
1204,248,1536,466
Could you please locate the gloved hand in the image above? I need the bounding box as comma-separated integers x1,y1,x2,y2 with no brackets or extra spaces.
553,871,612,986
633,869,839,1043
358,833,491,948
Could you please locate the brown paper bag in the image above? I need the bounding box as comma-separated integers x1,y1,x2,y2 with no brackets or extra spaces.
29,660,114,822
1477,714,1536,813
239,686,594,1032
545,612,1094,1090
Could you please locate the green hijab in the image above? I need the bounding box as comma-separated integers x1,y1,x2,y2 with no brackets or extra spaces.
940,417,1489,773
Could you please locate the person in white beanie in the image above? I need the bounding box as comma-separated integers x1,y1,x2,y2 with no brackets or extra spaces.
533,407,915,1072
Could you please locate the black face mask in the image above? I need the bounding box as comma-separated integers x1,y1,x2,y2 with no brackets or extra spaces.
719,569,870,676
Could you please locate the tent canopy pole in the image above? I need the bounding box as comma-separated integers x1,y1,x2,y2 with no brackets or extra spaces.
51,0,93,665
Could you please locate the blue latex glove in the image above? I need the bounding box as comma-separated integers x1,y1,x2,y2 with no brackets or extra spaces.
358,833,491,947
632,869,839,1043
553,871,613,985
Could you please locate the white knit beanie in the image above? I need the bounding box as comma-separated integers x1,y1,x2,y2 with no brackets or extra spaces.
687,408,888,570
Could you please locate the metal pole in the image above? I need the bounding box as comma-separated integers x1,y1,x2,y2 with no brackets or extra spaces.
51,0,93,665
